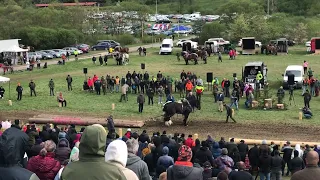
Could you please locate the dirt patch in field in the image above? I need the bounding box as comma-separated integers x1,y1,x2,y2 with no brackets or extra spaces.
2,111,320,142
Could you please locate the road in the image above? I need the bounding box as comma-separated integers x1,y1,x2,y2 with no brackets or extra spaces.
1,35,195,74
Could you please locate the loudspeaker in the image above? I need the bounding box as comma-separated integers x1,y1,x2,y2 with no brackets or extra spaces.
233,73,237,77
288,74,295,85
207,72,213,83
83,68,87,74
141,63,145,70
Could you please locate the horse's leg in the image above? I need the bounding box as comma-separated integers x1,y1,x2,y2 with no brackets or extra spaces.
183,113,190,126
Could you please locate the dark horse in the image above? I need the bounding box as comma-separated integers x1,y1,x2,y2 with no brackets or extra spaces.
181,51,198,65
261,44,277,55
114,46,129,54
162,99,193,126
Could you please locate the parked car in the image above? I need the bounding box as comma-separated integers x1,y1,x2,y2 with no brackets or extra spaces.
52,49,67,56
97,40,120,48
42,50,61,58
75,44,90,53
63,47,83,55
91,42,111,51
36,51,53,60
208,38,230,45
28,52,42,60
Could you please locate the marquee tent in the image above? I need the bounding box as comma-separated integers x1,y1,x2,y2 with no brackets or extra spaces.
3,45,28,53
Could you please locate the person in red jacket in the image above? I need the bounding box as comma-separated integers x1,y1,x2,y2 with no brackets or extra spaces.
93,74,98,83
27,140,61,180
87,77,93,92
184,135,195,148
185,80,193,97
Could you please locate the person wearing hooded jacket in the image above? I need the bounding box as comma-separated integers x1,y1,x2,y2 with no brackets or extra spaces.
289,150,305,175
167,145,203,180
27,140,61,180
194,141,214,167
106,139,139,180
61,124,127,180
212,141,222,159
292,144,303,159
126,138,152,180
157,146,174,169
55,138,71,164
0,129,39,180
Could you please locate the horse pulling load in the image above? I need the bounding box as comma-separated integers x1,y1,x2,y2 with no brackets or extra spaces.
112,46,130,65
162,99,194,126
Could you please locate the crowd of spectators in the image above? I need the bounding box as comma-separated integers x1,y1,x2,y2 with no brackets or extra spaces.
1,119,320,180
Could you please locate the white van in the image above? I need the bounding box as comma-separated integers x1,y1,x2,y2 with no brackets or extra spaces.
282,65,304,88
159,39,173,55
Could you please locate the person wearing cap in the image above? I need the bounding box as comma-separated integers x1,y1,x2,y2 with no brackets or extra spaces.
281,141,293,176
61,125,127,180
16,82,23,101
259,140,270,156
125,129,132,139
214,148,234,174
126,139,151,180
167,145,203,180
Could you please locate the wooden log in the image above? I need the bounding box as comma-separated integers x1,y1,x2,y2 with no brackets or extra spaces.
230,138,320,147
8,100,12,106
118,128,123,137
264,99,272,109
27,117,144,128
276,104,284,109
299,112,303,120
251,101,259,108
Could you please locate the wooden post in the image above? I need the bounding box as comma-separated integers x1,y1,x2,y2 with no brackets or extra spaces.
118,128,123,137
299,112,303,120
8,100,12,106
58,102,62,108
232,109,235,116
112,103,115,110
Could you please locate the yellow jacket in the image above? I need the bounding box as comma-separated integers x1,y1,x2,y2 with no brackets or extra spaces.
195,85,204,94
256,73,263,80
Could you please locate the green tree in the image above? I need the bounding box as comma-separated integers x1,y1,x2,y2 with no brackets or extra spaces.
288,23,308,44
192,20,206,37
199,22,227,44
228,14,250,42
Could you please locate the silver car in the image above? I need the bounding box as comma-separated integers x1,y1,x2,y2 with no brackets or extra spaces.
42,50,61,58
28,52,42,60
36,51,53,59
52,49,67,56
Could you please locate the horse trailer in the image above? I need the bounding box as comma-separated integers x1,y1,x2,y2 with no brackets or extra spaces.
242,61,268,89
241,37,255,55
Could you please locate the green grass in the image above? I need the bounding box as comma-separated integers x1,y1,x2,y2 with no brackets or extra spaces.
1,46,319,126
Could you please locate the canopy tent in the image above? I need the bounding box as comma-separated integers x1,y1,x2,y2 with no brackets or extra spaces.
0,76,11,100
2,45,28,53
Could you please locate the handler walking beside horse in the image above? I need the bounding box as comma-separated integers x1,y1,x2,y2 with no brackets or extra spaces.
224,103,236,123
195,83,204,110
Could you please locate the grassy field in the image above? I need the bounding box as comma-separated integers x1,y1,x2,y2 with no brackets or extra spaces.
0,46,319,126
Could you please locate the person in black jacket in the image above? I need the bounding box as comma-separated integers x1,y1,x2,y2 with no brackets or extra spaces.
0,86,5,99
303,89,311,108
238,140,249,162
98,55,103,66
94,78,101,95
248,144,259,172
28,80,36,96
224,103,236,123
224,79,230,97
229,161,253,180
16,83,23,101
271,150,284,180
258,149,272,180
138,130,150,143
194,141,214,167
66,75,73,91
281,141,293,176
137,93,145,113
103,54,108,65
146,86,154,105
289,150,305,175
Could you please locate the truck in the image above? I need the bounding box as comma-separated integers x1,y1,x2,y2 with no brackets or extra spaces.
242,61,268,89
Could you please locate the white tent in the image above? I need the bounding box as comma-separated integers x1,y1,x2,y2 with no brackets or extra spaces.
2,45,28,53
0,76,10,82
0,76,11,99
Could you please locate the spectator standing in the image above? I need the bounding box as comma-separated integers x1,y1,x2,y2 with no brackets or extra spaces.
137,93,145,113
291,151,320,180
214,148,234,174
248,144,260,172
61,125,127,180
281,141,293,176
0,127,40,180
101,76,107,95
126,139,151,180
120,84,129,102
104,54,108,65
16,82,23,101
27,140,61,180
194,141,214,166
146,86,155,105
238,140,249,162
157,85,164,104
303,89,311,108
217,91,224,112
185,135,195,148
106,140,139,180
218,51,222,62
289,150,305,175
55,138,71,164
157,146,174,170
229,161,253,180
29,80,36,96
307,67,313,79
167,145,203,180
66,75,73,91
303,61,308,74
99,55,103,66
270,150,284,180
258,149,272,180
49,79,55,96
94,78,101,95
92,56,96,64
212,141,222,159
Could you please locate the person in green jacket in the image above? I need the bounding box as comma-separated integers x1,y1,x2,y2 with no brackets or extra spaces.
307,67,314,79
61,125,127,180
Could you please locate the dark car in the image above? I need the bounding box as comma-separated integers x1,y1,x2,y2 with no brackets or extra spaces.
97,40,120,48
76,44,90,53
91,42,111,51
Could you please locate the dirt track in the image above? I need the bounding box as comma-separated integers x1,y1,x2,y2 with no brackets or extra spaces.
2,111,320,142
